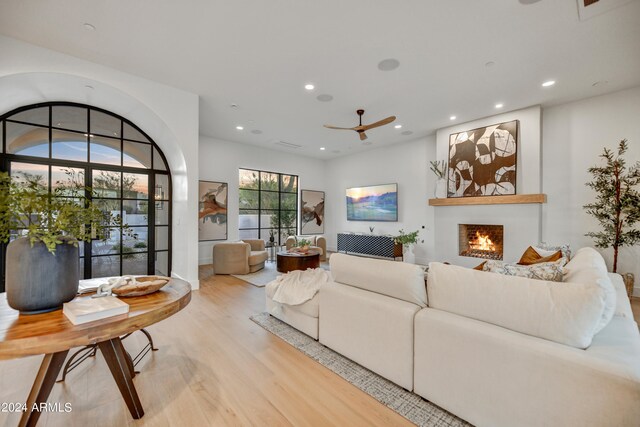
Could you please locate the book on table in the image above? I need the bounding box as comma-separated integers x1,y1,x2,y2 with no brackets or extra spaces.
63,296,129,325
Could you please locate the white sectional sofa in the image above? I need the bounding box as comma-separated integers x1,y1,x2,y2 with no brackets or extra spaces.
418,249,640,427
266,249,640,427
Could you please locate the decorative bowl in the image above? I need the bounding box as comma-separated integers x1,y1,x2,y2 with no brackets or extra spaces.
111,276,171,297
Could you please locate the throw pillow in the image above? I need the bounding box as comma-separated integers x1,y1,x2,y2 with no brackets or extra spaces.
473,261,486,271
518,246,563,265
484,258,567,282
535,242,572,259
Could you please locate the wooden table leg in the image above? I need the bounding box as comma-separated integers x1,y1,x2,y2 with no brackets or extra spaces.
98,338,144,419
19,350,69,427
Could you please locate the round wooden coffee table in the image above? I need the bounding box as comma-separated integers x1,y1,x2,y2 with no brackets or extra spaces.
277,251,321,273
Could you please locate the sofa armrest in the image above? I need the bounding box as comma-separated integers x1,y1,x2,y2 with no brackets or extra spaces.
285,236,296,251
316,236,327,261
244,239,265,251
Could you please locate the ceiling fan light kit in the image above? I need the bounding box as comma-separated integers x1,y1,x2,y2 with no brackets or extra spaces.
324,109,396,141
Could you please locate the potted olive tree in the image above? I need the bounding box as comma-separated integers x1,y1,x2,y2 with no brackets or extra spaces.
0,170,125,314
584,139,640,286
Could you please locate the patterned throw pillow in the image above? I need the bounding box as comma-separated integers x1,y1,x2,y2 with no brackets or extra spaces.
536,243,572,260
483,258,567,282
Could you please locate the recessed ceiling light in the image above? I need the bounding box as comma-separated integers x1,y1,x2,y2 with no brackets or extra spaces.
251,129,262,134
304,84,315,91
378,58,400,71
236,126,244,130
230,103,239,109
519,0,542,4
495,103,504,109
316,94,333,102
449,116,457,121
394,124,402,129
401,131,413,136
542,80,556,87
83,23,96,31
320,147,326,150
485,61,496,68
592,80,609,87
84,85,94,90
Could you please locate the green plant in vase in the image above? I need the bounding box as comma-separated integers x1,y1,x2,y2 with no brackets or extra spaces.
394,229,420,264
294,238,312,253
0,170,128,313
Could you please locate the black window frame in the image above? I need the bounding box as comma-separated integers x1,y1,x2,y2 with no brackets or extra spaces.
0,102,172,291
238,168,298,245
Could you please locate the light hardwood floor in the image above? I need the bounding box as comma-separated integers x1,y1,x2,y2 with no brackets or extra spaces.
0,272,638,427
0,269,413,427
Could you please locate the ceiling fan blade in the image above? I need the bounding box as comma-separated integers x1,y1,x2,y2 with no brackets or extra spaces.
359,132,368,141
361,116,396,131
324,125,356,130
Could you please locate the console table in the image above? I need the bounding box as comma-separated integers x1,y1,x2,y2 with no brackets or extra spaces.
337,233,402,259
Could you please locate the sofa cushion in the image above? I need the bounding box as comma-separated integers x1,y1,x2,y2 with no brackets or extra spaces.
427,262,606,349
330,253,427,307
248,250,268,265
484,258,567,282
563,247,616,334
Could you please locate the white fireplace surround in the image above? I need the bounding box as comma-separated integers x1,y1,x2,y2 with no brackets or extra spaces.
433,106,542,265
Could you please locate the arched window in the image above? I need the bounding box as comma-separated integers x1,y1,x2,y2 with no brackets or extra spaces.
0,103,171,290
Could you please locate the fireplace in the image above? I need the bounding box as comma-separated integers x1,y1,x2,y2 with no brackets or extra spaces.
458,224,504,260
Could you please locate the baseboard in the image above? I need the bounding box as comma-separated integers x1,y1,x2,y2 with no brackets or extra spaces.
171,272,200,290
199,257,213,266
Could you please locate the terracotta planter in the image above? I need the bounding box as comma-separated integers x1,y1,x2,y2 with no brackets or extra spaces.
5,236,79,314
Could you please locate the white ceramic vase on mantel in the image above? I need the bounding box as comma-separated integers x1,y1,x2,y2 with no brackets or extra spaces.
434,177,447,199
403,244,416,264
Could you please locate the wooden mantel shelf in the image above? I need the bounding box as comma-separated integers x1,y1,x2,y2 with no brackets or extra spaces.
428,194,546,206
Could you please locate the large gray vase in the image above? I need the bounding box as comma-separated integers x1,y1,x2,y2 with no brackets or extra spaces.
5,236,79,314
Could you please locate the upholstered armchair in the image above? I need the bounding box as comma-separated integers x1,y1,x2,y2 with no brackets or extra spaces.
212,239,268,275
285,235,327,262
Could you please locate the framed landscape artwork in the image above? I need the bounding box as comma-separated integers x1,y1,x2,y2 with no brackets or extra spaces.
300,190,325,235
198,180,228,241
346,183,398,222
448,120,518,198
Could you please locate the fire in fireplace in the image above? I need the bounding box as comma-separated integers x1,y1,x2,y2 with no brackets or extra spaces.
459,224,504,260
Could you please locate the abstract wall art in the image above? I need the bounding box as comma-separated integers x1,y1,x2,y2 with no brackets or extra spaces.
300,190,325,235
448,120,518,198
198,180,228,241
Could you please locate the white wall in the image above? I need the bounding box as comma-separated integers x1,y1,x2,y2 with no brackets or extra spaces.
543,86,640,295
0,35,201,289
198,136,326,265
324,137,436,266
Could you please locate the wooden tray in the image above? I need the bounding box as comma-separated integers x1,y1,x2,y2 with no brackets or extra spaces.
112,276,171,297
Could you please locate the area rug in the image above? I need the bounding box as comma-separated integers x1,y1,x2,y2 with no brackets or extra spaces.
250,312,471,427
232,261,330,288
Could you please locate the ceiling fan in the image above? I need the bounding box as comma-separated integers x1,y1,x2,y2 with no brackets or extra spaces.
324,109,396,141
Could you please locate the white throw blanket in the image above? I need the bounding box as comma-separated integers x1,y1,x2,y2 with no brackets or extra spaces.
266,268,330,306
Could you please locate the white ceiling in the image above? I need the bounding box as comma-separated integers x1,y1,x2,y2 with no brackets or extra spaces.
0,0,639,159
